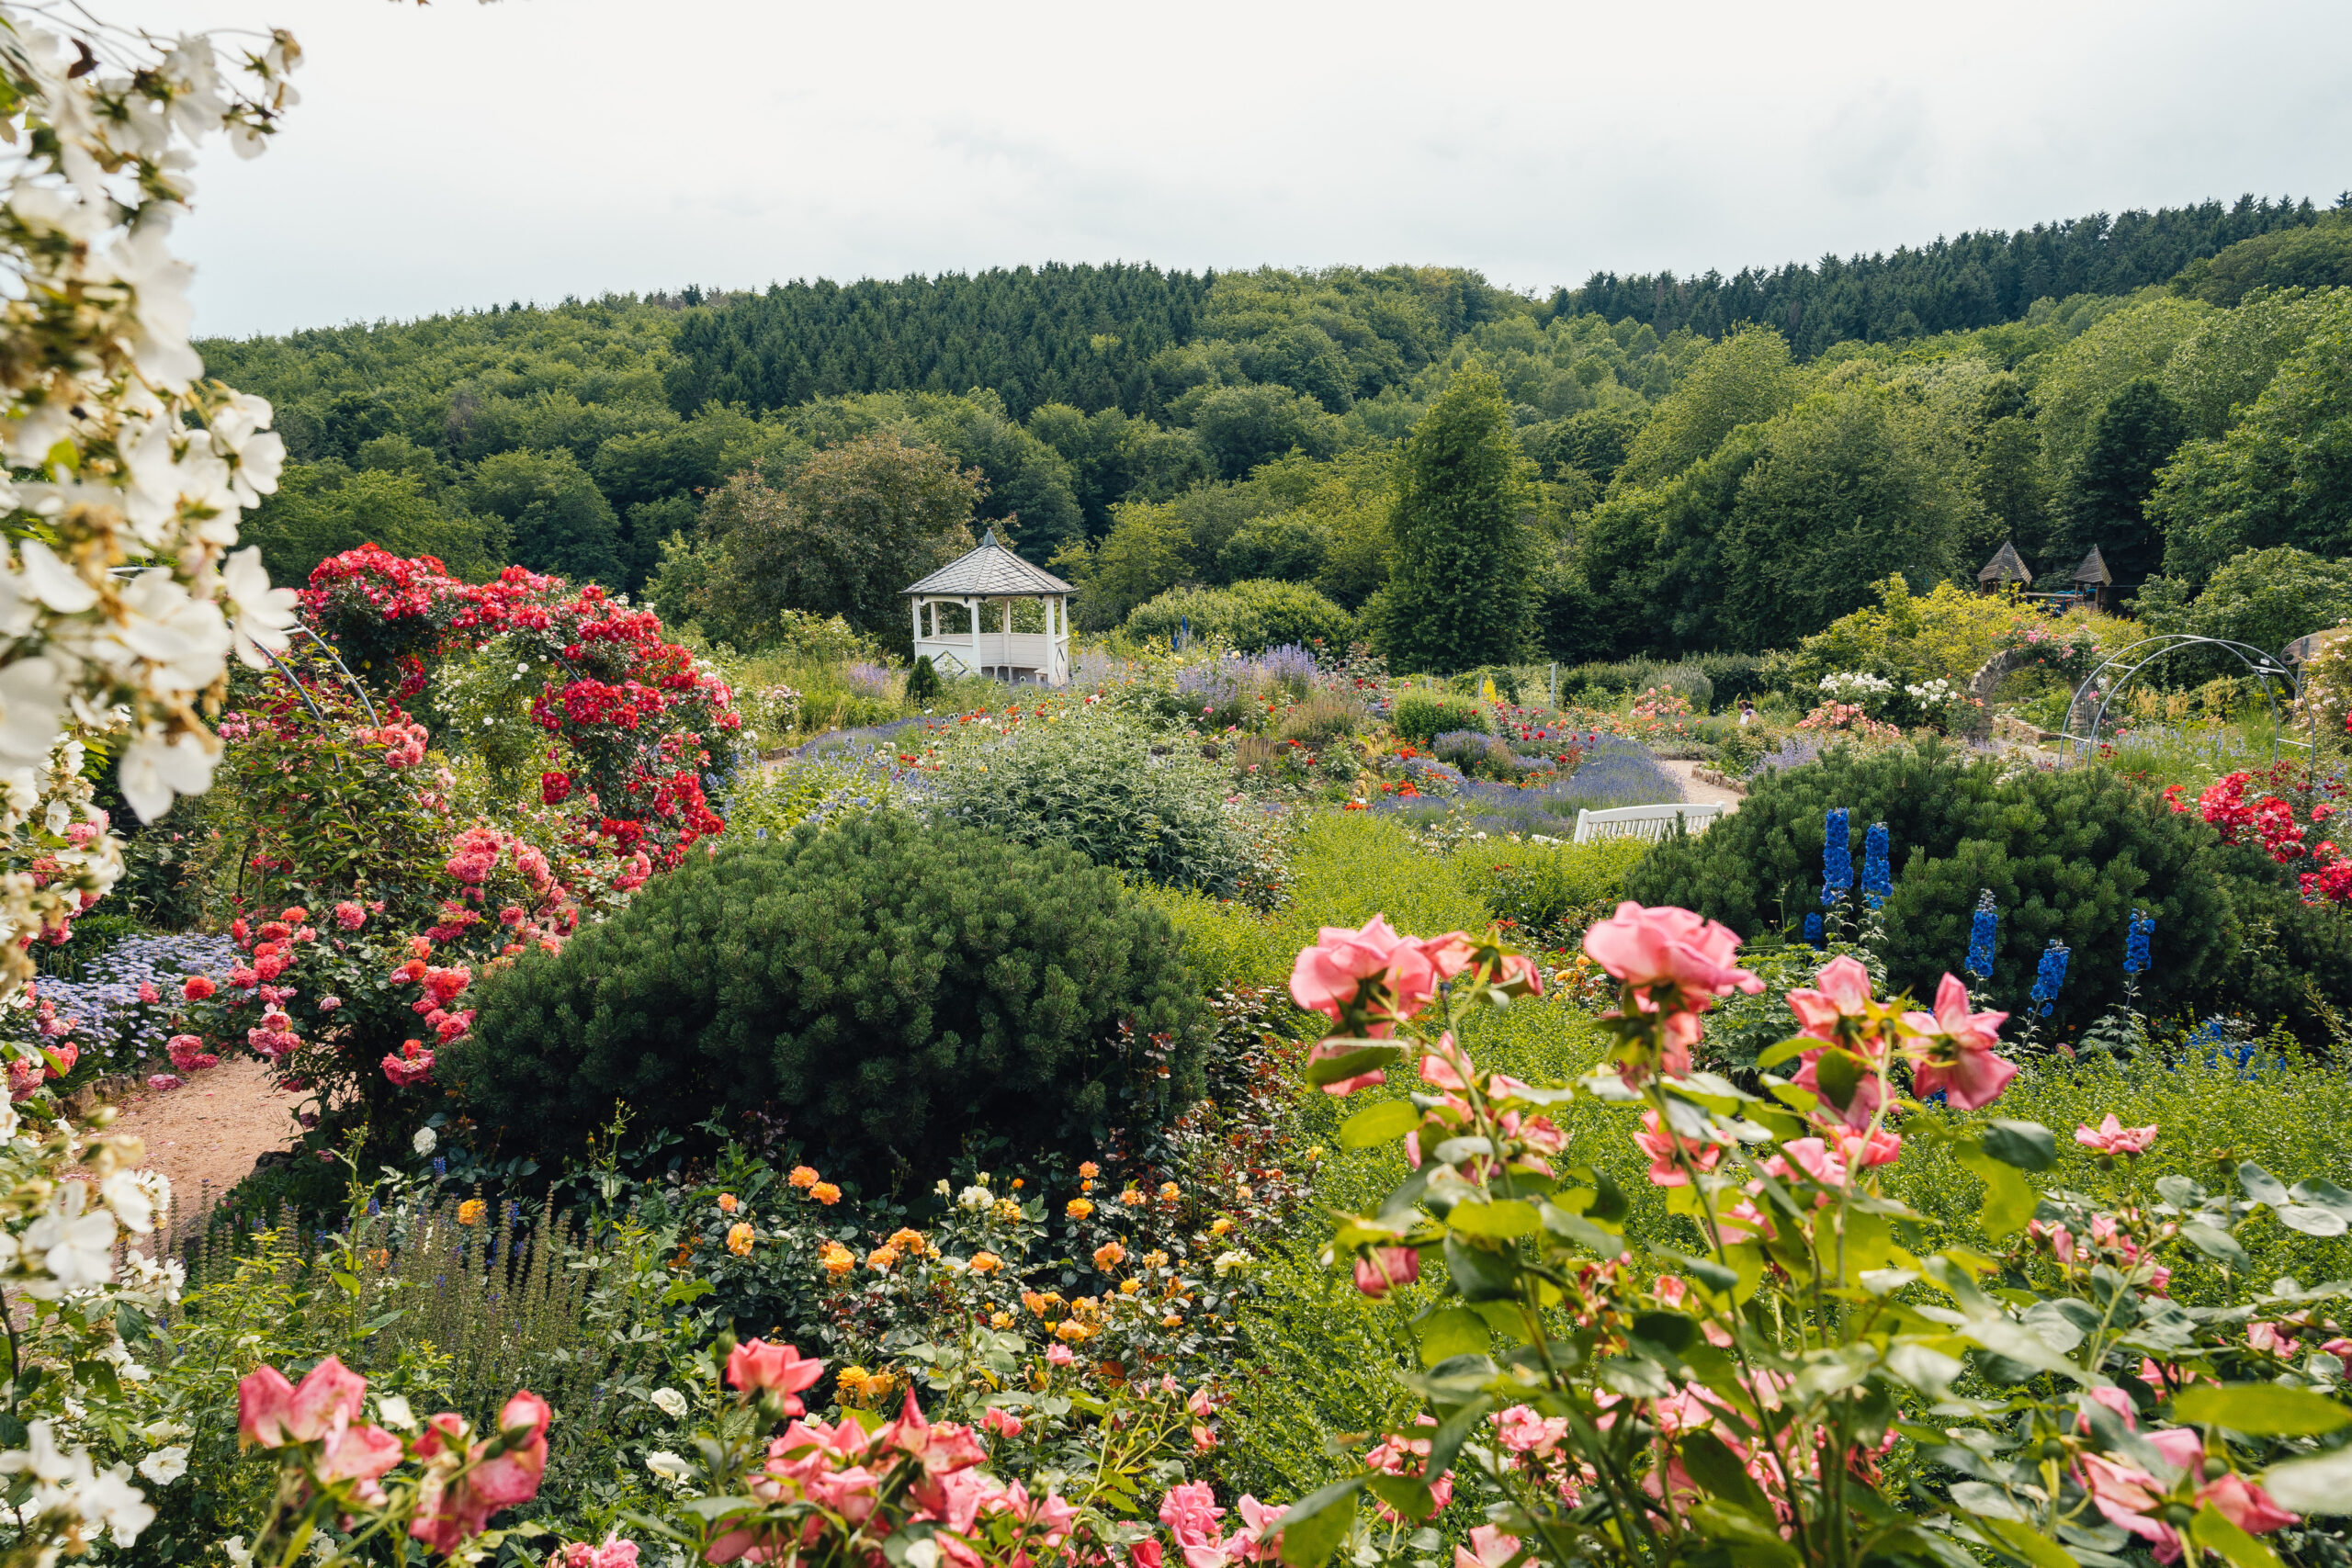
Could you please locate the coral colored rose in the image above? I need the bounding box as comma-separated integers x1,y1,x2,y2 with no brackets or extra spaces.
182,975,215,1001
1582,902,1760,1006
334,901,367,931
1352,1246,1420,1298
982,1406,1023,1438
1786,954,1874,1040
1904,974,2017,1109
409,1392,551,1552
2075,1114,2158,1156
1456,1525,1523,1568
1289,915,1434,1028
1634,1109,1724,1187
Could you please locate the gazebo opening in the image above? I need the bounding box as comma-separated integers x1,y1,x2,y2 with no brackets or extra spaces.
902,528,1077,686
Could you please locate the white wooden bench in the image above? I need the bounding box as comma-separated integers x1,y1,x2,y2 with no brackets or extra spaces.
1572,802,1725,844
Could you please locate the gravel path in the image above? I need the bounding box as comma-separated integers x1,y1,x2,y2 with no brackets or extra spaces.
1657,759,1744,808
101,1055,300,1213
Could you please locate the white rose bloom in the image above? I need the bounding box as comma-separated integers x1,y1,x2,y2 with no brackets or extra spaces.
139,1419,190,1442
0,660,67,773
25,1181,118,1292
101,1168,158,1234
649,1387,686,1419
1212,1249,1251,1276
958,1185,992,1210
413,1126,437,1156
374,1394,415,1431
118,725,221,824
135,1445,187,1483
222,1537,255,1567
645,1450,694,1483
14,540,96,615
80,1461,155,1546
221,547,298,669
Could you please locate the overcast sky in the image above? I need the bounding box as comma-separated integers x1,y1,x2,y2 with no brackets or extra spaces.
107,0,2352,340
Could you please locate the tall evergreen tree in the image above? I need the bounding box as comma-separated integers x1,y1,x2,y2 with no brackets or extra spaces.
1375,369,1532,672
2059,377,2188,584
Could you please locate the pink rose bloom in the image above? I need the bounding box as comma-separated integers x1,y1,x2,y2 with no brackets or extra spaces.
981,1406,1023,1439
1786,954,1874,1040
1634,1109,1723,1188
1828,1126,1903,1168
1289,915,1440,1031
145,1073,183,1091
1581,902,1760,1007
726,1338,823,1411
2075,1114,2158,1156
1232,1495,1287,1562
1791,1050,1886,1131
1045,1343,1076,1367
2081,1427,2295,1562
2248,1321,2299,1357
137,981,159,1005
1352,1246,1420,1299
1159,1481,1228,1568
334,901,367,931
410,1392,550,1552
238,1354,368,1448
1766,1137,1848,1189
317,1411,403,1495
1903,974,2018,1109
1456,1525,1522,1568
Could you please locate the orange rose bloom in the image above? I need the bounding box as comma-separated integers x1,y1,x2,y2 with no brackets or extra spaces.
1120,1189,1147,1208
866,1245,901,1272
1210,1216,1234,1236
718,1193,739,1213
1159,1182,1181,1201
1079,1161,1100,1179
810,1182,842,1205
788,1166,820,1189
819,1242,854,1277
727,1222,754,1256
1092,1241,1126,1271
1066,1198,1094,1221
457,1199,486,1227
1162,1314,1184,1329
970,1251,1003,1275
1143,1249,1169,1269
888,1227,926,1257
1120,1278,1141,1295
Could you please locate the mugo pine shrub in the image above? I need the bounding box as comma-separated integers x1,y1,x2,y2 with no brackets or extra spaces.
1626,739,2352,1036
450,817,1208,1186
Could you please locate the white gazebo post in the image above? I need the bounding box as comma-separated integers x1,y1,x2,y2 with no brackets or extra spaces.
901,528,1080,686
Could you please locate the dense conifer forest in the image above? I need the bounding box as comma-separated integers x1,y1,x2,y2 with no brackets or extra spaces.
203,190,2352,671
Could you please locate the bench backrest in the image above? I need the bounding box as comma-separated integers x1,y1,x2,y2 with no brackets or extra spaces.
1571,802,1725,844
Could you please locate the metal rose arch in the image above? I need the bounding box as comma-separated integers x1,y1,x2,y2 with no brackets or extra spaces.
2058,633,2317,776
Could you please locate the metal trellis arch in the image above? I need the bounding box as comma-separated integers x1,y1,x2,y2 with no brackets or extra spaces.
2059,634,2316,779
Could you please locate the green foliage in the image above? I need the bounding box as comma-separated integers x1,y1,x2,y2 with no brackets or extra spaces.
453,818,1208,1187
1388,689,1490,743
467,446,628,585
2138,546,2352,662
2056,375,2188,581
2152,319,2352,582
2173,213,2352,305
905,654,944,705
2162,286,2352,438
1453,836,1650,934
241,460,506,587
1611,325,1803,490
1376,369,1534,672
2034,295,2215,480
932,711,1258,900
1623,739,2352,1033
1122,579,1352,654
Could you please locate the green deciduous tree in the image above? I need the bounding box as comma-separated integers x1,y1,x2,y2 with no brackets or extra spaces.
2138,546,2352,659
698,432,983,649
465,446,627,585
242,462,506,587
1610,325,1801,491
1375,369,1534,671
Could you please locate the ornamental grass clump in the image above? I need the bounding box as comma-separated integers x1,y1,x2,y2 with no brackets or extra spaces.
451,817,1208,1188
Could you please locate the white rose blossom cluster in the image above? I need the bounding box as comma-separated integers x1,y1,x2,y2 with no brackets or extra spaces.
0,1099,184,1564
0,7,304,1013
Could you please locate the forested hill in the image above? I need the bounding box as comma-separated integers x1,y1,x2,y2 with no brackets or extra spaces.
1560,194,2338,355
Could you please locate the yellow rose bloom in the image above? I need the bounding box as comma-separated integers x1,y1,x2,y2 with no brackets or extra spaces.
726,1222,754,1256
1210,1216,1234,1236
1120,1279,1141,1295
457,1199,486,1227
1066,1198,1094,1221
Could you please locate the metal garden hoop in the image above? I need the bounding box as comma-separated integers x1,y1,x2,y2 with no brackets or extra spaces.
2059,634,2316,781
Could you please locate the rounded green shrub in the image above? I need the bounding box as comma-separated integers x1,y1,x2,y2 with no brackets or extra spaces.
450,817,1209,1187
1124,579,1352,654
1390,689,1491,743
1625,739,2352,1037
930,713,1253,898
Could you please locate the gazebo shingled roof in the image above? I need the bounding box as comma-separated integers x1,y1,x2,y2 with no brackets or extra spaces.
2073,545,2113,586
901,528,1073,598
1978,541,2033,584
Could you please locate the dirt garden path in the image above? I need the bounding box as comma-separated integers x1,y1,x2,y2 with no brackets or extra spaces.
1657,759,1744,809
98,1055,301,1214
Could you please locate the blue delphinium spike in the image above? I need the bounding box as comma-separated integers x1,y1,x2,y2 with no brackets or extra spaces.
1965,890,1998,979
1803,912,1823,949
1861,821,1893,908
1823,807,1852,903
2030,939,2071,1017
2123,909,2154,975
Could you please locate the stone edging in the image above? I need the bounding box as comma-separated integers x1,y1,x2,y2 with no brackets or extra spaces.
1691,765,1749,796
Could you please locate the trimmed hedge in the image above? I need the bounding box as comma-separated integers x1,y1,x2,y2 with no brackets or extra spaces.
452,817,1208,1187
1123,579,1352,654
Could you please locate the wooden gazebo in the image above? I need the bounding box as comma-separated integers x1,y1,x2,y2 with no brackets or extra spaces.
2073,545,2113,611
1978,541,2033,593
902,529,1075,685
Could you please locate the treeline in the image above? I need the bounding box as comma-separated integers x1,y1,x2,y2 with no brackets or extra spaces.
1558,194,2341,355
198,191,2352,671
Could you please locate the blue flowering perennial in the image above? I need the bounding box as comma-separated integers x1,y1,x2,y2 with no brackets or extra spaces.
1823,807,1853,903
2123,909,2154,976
2030,939,2071,1017
1965,890,1998,979
1861,821,1893,909
1804,912,1823,949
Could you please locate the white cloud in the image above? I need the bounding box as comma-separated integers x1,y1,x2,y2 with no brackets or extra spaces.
104,0,2352,335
